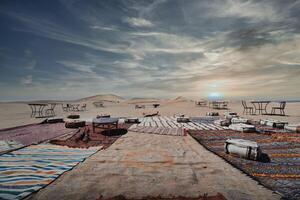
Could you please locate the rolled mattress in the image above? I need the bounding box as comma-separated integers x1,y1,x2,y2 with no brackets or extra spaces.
284,124,300,133
260,119,288,128
225,139,261,160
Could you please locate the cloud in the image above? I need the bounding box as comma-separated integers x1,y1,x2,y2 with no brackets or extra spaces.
1,10,128,54
90,25,118,31
56,61,95,74
21,75,33,86
123,17,153,27
208,0,285,23
0,0,300,100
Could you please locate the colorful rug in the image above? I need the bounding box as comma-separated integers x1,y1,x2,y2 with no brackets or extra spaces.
0,123,76,154
0,140,24,155
137,116,226,130
0,144,100,200
189,130,300,199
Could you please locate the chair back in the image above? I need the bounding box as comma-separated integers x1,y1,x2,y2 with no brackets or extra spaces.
280,101,286,109
242,100,246,108
50,104,56,109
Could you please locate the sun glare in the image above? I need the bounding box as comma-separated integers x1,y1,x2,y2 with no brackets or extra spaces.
208,92,222,100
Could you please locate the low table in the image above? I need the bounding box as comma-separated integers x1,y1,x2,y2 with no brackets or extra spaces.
28,103,48,118
92,117,119,133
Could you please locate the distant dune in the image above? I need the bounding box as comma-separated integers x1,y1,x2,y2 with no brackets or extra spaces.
126,97,161,104
169,96,191,102
79,94,124,103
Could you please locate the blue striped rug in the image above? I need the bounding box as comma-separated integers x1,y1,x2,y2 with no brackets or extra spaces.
0,144,100,200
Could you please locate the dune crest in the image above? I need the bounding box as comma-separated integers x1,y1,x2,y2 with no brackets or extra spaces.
170,96,190,102
126,97,160,104
79,94,124,103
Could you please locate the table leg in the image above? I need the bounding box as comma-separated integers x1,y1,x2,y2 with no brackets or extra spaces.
33,105,38,117
39,106,43,117
252,103,257,115
30,105,33,118
262,102,269,115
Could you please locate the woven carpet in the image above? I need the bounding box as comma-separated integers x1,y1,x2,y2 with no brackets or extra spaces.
0,144,100,200
189,130,300,199
136,116,226,130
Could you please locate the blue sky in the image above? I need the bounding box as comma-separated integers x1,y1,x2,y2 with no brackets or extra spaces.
0,0,300,101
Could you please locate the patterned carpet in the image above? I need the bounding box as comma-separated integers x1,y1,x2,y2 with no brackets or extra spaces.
0,123,76,154
134,116,226,130
0,144,100,200
128,126,186,136
189,130,300,199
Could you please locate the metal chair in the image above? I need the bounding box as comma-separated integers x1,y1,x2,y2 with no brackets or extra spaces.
80,104,87,111
271,101,286,115
242,101,254,115
62,104,70,112
45,104,56,116
221,101,228,109
195,101,207,107
211,101,219,109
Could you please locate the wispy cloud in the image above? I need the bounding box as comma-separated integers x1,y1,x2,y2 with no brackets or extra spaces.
123,17,153,27
21,75,33,86
90,25,118,31
208,0,285,23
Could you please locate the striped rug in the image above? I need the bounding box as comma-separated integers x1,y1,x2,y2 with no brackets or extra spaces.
129,126,185,136
136,116,226,130
0,144,100,200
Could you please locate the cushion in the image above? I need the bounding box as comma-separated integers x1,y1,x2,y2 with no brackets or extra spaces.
67,114,80,119
229,123,256,132
65,120,85,128
177,117,190,123
125,118,139,123
206,112,219,116
231,117,249,124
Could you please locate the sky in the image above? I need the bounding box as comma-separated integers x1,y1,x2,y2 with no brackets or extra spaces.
0,0,300,101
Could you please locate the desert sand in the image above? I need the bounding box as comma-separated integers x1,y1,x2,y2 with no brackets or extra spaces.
0,94,299,130
1,94,299,199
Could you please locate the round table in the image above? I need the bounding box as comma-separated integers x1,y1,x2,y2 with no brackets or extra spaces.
251,101,270,115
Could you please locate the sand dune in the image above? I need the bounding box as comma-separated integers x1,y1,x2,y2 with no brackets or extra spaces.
125,97,161,104
78,94,124,103
169,96,191,102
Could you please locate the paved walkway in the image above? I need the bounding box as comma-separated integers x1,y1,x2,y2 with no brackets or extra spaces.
27,132,280,200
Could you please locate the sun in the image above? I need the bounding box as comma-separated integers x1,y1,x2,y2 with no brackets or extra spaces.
208,92,222,100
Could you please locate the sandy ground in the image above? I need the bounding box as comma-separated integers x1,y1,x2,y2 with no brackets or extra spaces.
27,132,280,200
0,100,299,129
2,99,297,199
